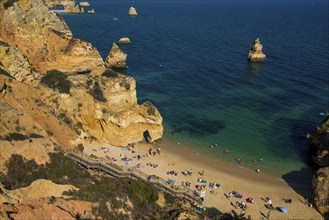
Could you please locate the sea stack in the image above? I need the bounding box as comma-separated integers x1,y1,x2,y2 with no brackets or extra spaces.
128,7,138,16
118,37,131,45
105,43,127,69
248,38,266,62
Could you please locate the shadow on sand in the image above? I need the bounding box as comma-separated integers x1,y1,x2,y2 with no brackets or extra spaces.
281,167,315,199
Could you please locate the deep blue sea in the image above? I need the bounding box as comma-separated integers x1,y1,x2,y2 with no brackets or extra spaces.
62,0,329,177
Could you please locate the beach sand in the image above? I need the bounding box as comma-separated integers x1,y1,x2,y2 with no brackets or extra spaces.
82,139,322,219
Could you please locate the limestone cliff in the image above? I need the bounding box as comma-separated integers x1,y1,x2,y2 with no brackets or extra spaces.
43,0,82,13
0,0,163,151
312,167,329,217
105,43,127,69
248,38,266,62
308,116,329,217
0,0,103,74
308,116,329,167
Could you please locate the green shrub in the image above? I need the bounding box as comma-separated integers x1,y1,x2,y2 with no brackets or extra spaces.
0,133,29,141
102,69,119,78
40,70,71,94
87,78,106,102
4,0,17,9
128,179,158,204
0,152,179,219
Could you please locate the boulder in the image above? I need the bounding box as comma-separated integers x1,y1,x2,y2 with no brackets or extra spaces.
128,7,138,16
87,8,95,14
105,43,127,69
313,167,329,217
118,37,131,45
248,38,266,62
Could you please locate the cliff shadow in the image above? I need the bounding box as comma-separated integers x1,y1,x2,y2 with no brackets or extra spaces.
281,166,315,199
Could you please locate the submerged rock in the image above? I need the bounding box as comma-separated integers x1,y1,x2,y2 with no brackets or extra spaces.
118,37,131,45
128,7,138,16
105,43,127,69
248,38,266,62
313,167,329,217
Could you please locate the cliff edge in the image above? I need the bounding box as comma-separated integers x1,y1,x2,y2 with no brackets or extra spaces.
0,0,163,151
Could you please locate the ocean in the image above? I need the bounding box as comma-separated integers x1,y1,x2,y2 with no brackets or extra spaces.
61,0,329,177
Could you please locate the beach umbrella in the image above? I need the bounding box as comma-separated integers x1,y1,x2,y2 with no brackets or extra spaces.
278,207,288,213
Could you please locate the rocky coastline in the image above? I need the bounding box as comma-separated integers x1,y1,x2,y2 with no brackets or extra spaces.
308,116,329,217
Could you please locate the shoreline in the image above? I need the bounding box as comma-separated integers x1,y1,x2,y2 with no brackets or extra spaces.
82,139,322,219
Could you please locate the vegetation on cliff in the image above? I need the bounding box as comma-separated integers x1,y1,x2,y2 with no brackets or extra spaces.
41,70,71,94
0,152,187,219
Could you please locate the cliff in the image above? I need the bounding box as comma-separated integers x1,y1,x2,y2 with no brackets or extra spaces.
0,0,102,74
313,167,329,218
308,116,329,217
0,0,163,150
308,116,329,167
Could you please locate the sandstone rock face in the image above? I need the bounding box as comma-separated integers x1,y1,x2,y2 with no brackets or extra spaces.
118,37,131,45
0,0,163,149
0,198,94,220
105,43,127,69
0,179,77,203
308,116,329,167
128,6,137,16
248,38,266,62
43,0,82,13
313,167,329,217
0,40,38,82
0,0,104,73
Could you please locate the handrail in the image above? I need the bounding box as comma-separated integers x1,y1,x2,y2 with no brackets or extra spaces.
65,150,199,203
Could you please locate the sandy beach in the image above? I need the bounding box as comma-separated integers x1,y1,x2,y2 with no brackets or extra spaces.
82,139,322,219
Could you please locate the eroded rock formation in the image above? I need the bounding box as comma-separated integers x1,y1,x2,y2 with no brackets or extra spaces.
248,38,266,62
308,116,329,167
105,43,127,69
43,0,83,13
308,116,329,217
128,6,137,16
0,0,163,151
312,167,329,217
0,0,103,73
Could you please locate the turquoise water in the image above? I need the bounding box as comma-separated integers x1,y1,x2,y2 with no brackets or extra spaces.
62,0,329,177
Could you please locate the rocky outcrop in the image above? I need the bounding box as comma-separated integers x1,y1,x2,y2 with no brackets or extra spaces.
308,116,329,167
0,179,77,203
313,167,329,217
308,116,329,217
0,40,38,82
43,0,83,13
105,43,127,69
87,8,95,14
248,38,266,62
118,37,131,45
0,198,94,219
128,6,137,16
0,0,104,73
79,1,90,7
0,0,163,149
